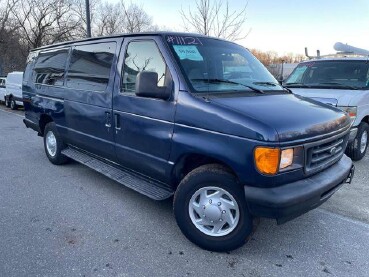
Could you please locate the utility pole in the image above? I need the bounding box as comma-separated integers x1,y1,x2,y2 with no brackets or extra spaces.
85,0,91,38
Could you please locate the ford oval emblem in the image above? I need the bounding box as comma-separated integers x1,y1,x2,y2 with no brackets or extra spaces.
330,147,337,155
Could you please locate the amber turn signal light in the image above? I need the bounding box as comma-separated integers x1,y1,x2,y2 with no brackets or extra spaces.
254,147,280,175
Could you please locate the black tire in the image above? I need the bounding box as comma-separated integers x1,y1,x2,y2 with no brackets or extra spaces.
5,97,10,108
173,164,254,252
346,122,369,161
10,99,17,110
43,122,69,165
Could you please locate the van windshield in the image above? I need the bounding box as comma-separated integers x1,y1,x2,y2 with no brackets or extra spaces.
165,35,283,94
285,60,369,90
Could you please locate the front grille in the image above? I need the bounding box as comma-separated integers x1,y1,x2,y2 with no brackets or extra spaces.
305,133,349,175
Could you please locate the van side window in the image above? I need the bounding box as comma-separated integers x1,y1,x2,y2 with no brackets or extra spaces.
33,49,69,86
122,40,166,93
66,42,116,92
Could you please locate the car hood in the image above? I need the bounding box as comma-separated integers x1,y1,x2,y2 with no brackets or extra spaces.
289,88,364,106
210,94,351,142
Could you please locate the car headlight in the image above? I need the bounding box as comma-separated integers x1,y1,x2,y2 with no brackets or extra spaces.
337,106,357,121
254,147,302,175
280,149,294,169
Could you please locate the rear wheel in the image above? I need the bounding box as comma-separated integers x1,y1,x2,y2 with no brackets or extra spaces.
346,122,369,161
43,122,69,165
10,99,17,110
173,164,254,252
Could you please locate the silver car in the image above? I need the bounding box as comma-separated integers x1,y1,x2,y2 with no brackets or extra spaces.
285,57,369,160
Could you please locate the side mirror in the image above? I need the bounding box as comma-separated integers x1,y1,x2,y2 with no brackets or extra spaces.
135,71,171,100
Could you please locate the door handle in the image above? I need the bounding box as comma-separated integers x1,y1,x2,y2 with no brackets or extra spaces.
114,114,121,131
105,112,111,128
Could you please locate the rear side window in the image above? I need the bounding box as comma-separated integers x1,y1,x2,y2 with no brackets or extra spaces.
34,48,69,86
66,42,116,92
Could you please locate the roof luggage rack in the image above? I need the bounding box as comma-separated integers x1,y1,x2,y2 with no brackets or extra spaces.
305,42,369,60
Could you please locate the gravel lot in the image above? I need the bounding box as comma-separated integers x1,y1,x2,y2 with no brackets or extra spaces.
1,105,368,277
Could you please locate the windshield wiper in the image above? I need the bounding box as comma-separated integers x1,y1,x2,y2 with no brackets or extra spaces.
284,82,312,88
254,81,292,94
253,81,277,86
191,78,264,94
316,82,360,90
282,86,293,94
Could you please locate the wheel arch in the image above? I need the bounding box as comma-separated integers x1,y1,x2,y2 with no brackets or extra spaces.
171,153,239,189
362,115,369,124
39,114,54,136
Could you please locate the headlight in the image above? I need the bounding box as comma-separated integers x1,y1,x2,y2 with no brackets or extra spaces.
338,106,357,121
280,149,294,169
254,147,297,175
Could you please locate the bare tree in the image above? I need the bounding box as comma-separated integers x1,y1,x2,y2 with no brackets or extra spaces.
0,0,19,36
71,0,100,38
180,0,249,41
96,2,123,36
0,0,27,74
96,1,157,36
11,0,81,49
0,0,159,73
121,1,155,33
251,49,306,66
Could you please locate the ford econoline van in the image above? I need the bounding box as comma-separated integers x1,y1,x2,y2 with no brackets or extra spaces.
5,71,23,109
23,32,355,251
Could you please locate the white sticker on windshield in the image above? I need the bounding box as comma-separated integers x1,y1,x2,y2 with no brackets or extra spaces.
173,45,203,61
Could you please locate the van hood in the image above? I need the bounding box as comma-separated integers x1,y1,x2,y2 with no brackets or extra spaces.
210,94,351,142
289,88,362,106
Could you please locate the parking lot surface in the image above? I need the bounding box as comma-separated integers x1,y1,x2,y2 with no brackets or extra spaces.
1,106,368,277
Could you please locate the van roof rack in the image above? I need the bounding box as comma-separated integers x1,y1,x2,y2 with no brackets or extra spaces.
305,42,369,60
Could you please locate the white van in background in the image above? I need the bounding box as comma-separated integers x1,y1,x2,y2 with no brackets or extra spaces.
284,57,369,161
0,77,6,104
5,71,23,110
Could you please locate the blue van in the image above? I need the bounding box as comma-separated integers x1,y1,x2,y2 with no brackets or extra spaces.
23,32,355,251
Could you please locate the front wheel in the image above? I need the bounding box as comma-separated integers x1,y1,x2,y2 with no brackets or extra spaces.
173,164,254,252
346,122,369,161
43,122,69,165
5,97,10,108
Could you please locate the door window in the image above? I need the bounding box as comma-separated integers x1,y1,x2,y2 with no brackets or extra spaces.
122,40,167,93
66,42,116,92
